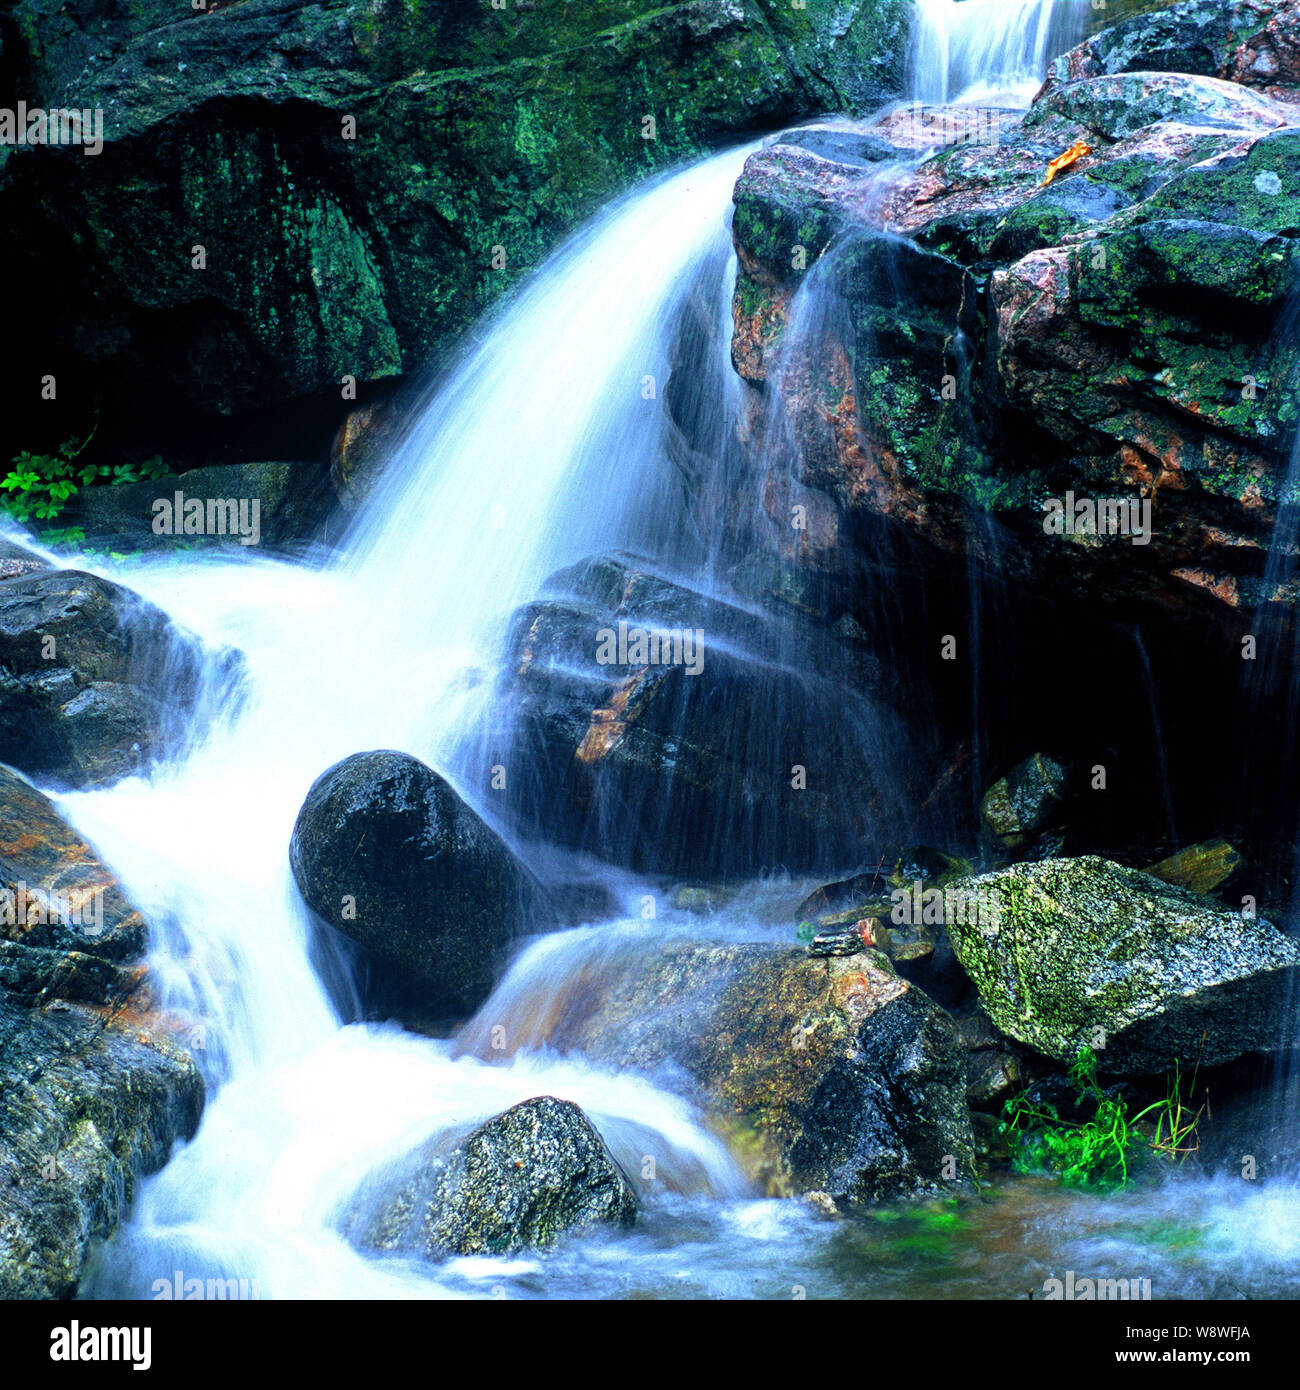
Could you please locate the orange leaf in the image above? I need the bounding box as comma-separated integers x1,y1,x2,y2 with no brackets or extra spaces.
1041,140,1092,187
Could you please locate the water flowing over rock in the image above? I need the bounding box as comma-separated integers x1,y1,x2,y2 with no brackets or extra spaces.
497,553,927,877
0,568,239,790
730,2,1300,642
289,750,546,1016
0,766,203,1299
461,936,976,1205
945,856,1300,1073
346,1096,638,1258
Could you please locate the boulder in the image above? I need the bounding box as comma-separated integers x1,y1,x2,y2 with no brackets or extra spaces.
730,41,1300,641
346,1096,638,1258
945,856,1300,1073
980,753,1072,852
0,764,148,979
498,553,925,877
460,937,975,1204
289,750,544,1016
61,461,335,554
0,568,237,790
1042,0,1300,92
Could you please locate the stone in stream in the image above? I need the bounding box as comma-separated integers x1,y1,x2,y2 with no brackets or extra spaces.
0,567,240,790
498,553,924,878
461,938,975,1205
289,750,547,1016
0,994,204,1300
346,1097,638,1258
1145,837,1244,896
0,764,204,1298
945,856,1300,1074
980,753,1072,853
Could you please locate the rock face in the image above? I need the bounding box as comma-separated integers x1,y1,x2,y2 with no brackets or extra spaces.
0,0,908,465
347,1097,638,1258
498,553,926,877
945,856,1300,1073
1042,0,1300,92
462,937,975,1204
63,461,336,554
0,764,203,1299
0,567,237,790
289,750,544,1016
0,994,203,1300
729,0,1300,640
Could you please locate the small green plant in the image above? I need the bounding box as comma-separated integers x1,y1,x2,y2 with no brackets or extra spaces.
1,429,168,532
1000,1044,1206,1192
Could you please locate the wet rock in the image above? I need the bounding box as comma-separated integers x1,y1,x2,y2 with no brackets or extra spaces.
980,753,1072,852
945,856,1300,1073
0,539,49,581
0,764,149,971
952,1001,1036,1109
795,867,893,927
0,993,203,1300
464,937,975,1204
731,38,1300,639
0,0,910,449
0,766,204,1298
347,1096,638,1257
1145,837,1244,895
498,554,921,878
63,461,335,554
289,750,545,1016
1042,0,1300,93
0,568,236,790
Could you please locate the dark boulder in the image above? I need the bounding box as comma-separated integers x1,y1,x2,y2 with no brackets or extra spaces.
346,1096,638,1258
289,750,544,1016
497,554,926,878
0,567,239,790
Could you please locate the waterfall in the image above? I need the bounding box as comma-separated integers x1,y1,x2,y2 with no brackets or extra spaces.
908,0,1091,106
36,0,1117,1299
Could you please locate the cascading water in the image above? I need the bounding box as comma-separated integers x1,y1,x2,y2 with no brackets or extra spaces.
907,0,1090,106
24,0,1298,1301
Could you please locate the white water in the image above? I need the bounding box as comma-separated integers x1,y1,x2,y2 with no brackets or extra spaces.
34,0,1282,1301
908,0,1090,106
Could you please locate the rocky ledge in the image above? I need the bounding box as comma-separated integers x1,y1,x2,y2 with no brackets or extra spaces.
731,0,1300,643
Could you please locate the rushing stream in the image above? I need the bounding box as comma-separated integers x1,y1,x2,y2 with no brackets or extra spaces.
20,0,1296,1299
